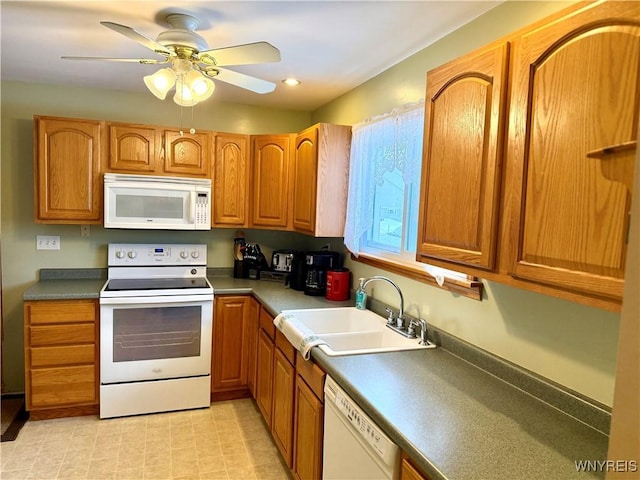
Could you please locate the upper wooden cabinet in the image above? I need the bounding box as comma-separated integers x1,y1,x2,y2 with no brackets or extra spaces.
213,133,250,227
251,134,294,229
108,123,159,173
505,1,640,301
163,128,212,177
107,123,211,178
34,116,103,224
292,124,351,237
416,42,508,270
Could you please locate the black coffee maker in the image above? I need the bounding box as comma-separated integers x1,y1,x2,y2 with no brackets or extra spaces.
286,252,307,291
304,251,341,296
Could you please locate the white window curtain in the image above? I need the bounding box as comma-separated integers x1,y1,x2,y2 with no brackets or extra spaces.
344,101,425,255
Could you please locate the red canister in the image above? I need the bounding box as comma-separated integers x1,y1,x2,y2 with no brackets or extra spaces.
326,268,351,301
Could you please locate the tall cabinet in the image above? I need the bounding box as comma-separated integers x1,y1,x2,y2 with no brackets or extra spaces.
504,1,639,301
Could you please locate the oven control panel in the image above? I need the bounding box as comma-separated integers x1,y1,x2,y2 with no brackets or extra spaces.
108,244,207,266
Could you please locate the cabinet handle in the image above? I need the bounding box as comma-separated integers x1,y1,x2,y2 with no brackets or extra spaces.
586,140,636,192
586,140,636,158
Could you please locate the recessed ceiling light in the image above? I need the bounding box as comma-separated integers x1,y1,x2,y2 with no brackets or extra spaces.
282,78,301,86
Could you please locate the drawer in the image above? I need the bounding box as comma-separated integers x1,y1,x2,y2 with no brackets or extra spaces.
30,344,95,368
26,300,97,325
296,351,325,400
29,365,97,409
259,307,276,340
30,324,95,346
275,329,296,365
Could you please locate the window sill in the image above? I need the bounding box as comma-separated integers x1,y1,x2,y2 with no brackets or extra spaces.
350,253,483,301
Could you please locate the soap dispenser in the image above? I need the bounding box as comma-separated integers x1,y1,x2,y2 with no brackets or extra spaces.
355,278,367,310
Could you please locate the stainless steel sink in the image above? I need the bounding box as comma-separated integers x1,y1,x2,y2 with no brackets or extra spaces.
280,307,434,356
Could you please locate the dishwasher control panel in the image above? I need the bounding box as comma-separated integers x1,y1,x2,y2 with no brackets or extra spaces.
325,376,398,467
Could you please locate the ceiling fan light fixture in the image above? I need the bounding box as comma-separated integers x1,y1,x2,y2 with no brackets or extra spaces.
174,76,198,107
282,78,301,86
185,70,215,102
144,68,176,99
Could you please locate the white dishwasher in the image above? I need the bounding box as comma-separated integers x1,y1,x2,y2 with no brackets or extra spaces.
323,375,400,480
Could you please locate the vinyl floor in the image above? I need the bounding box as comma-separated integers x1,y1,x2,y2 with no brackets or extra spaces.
0,399,290,480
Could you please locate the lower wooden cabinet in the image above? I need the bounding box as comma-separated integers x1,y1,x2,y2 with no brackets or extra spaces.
400,456,432,480
293,351,326,480
272,339,296,467
256,319,275,426
24,299,99,418
211,296,256,400
246,297,260,398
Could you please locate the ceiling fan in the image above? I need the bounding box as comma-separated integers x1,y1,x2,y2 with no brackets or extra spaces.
62,13,281,106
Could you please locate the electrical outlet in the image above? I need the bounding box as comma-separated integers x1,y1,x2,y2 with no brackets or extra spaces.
36,235,60,250
80,225,90,237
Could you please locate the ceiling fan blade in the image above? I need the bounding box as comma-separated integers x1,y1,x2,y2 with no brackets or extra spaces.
211,68,276,94
100,21,172,55
198,42,280,67
61,56,168,65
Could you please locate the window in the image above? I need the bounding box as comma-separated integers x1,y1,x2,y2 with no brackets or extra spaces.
344,102,478,295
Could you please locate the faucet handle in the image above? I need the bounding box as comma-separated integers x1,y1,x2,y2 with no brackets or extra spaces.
384,308,395,325
407,319,418,338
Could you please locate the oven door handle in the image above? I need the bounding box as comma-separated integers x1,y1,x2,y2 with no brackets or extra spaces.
100,294,213,305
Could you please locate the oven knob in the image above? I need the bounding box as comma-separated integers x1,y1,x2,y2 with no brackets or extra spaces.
180,251,189,259
127,251,137,259
191,268,197,275
115,250,125,259
191,251,200,259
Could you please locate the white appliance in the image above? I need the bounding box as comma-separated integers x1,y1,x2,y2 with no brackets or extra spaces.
99,243,214,419
104,173,211,230
323,376,400,480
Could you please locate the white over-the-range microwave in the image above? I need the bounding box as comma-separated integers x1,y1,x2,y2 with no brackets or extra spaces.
104,173,211,230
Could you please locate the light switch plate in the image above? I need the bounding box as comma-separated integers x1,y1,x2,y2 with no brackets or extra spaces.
36,235,60,250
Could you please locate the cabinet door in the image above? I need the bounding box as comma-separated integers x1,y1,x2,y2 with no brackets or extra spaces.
417,42,508,270
293,127,319,234
506,2,640,300
272,348,295,468
108,123,159,173
400,457,431,480
292,124,352,237
163,129,212,177
251,135,292,228
212,296,249,392
293,375,324,480
34,116,103,223
246,297,260,398
213,133,250,226
255,328,275,427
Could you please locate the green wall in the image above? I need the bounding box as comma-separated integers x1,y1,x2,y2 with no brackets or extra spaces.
312,0,620,407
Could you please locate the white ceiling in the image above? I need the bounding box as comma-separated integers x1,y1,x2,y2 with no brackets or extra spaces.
0,1,501,111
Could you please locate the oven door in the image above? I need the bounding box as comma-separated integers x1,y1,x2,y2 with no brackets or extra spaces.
100,294,213,384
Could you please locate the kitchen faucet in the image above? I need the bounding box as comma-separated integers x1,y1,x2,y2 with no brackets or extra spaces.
361,275,404,326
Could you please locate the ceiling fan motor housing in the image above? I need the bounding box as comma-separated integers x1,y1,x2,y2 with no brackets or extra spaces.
156,14,208,52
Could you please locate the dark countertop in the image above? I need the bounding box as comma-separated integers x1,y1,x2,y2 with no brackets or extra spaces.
23,274,608,480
